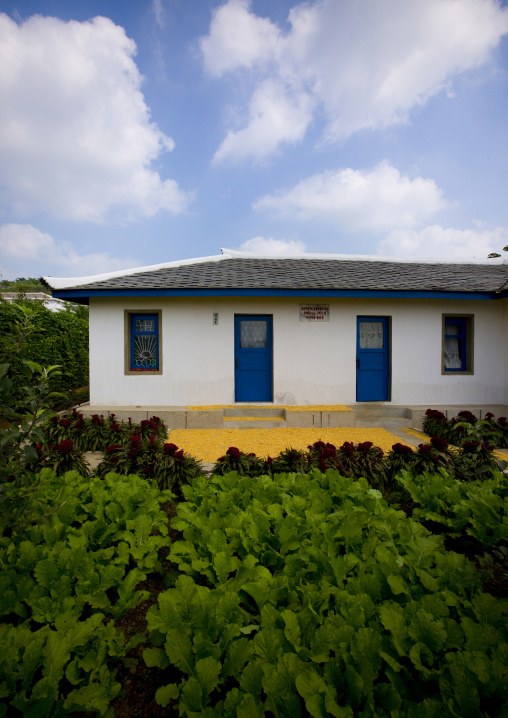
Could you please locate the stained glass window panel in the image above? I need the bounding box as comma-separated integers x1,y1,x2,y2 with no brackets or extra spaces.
134,335,157,368
130,313,159,371
136,319,154,332
240,320,267,348
359,321,384,349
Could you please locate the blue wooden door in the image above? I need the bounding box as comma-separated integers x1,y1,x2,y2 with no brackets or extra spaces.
235,315,272,402
356,317,390,401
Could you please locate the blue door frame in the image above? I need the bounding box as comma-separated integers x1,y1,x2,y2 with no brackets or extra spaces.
234,315,273,402
356,316,390,402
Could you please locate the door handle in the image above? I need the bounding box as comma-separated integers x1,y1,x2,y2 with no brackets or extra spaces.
235,358,239,368
356,359,360,369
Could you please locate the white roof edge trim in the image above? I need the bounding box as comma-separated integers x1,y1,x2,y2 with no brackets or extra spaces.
43,253,229,290
221,248,505,266
43,248,507,290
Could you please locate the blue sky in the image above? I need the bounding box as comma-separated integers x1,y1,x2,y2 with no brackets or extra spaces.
0,0,507,279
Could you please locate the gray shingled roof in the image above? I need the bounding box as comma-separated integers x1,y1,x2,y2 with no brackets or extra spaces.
58,257,508,293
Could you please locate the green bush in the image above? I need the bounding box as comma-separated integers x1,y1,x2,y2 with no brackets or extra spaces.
0,299,89,413
423,408,508,448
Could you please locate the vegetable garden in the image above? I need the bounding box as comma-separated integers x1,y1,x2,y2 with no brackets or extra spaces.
1,310,508,716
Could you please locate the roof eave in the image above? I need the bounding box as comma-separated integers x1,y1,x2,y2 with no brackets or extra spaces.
52,287,501,301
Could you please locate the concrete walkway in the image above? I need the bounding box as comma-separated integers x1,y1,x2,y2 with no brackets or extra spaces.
75,402,508,432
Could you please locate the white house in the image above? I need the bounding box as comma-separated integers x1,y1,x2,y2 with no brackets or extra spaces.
1,292,70,312
42,249,508,426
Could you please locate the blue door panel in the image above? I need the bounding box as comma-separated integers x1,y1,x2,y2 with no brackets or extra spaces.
235,315,273,402
356,317,389,402
359,353,387,371
240,354,269,371
237,372,268,401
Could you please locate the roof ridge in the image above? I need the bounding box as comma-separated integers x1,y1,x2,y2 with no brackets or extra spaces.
221,247,505,266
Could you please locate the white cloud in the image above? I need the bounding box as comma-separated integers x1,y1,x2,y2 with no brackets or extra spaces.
0,224,139,279
201,0,508,162
0,13,191,222
238,236,306,254
152,0,165,29
378,225,508,259
254,162,447,232
200,0,281,77
213,79,314,164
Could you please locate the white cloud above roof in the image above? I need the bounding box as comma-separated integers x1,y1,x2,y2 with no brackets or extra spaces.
0,223,139,280
254,162,447,231
0,13,191,222
378,225,508,260
238,236,306,254
212,79,314,165
201,0,508,162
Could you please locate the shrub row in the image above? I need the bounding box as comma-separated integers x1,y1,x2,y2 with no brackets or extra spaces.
35,406,508,499
35,409,203,495
44,408,168,450
213,436,504,489
423,408,508,447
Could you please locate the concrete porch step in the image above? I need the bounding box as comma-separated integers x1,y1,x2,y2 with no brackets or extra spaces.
223,407,286,428
354,404,412,429
355,416,412,429
354,404,410,418
223,419,287,429
224,408,285,418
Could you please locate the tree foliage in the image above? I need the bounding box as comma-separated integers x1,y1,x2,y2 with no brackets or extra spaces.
0,299,89,412
0,276,48,292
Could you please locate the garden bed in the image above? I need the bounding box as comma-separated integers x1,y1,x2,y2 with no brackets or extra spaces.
2,466,507,716
2,401,508,716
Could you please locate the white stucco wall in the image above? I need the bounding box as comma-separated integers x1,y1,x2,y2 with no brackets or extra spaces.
88,296,507,406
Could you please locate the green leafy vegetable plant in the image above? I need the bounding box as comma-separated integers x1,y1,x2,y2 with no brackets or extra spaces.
396,467,508,549
0,468,174,715
453,440,499,481
147,469,508,716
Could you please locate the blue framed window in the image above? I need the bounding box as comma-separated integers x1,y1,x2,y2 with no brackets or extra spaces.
443,315,472,373
129,313,160,372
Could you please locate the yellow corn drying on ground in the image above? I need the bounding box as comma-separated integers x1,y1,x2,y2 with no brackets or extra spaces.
169,427,411,463
404,428,429,442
